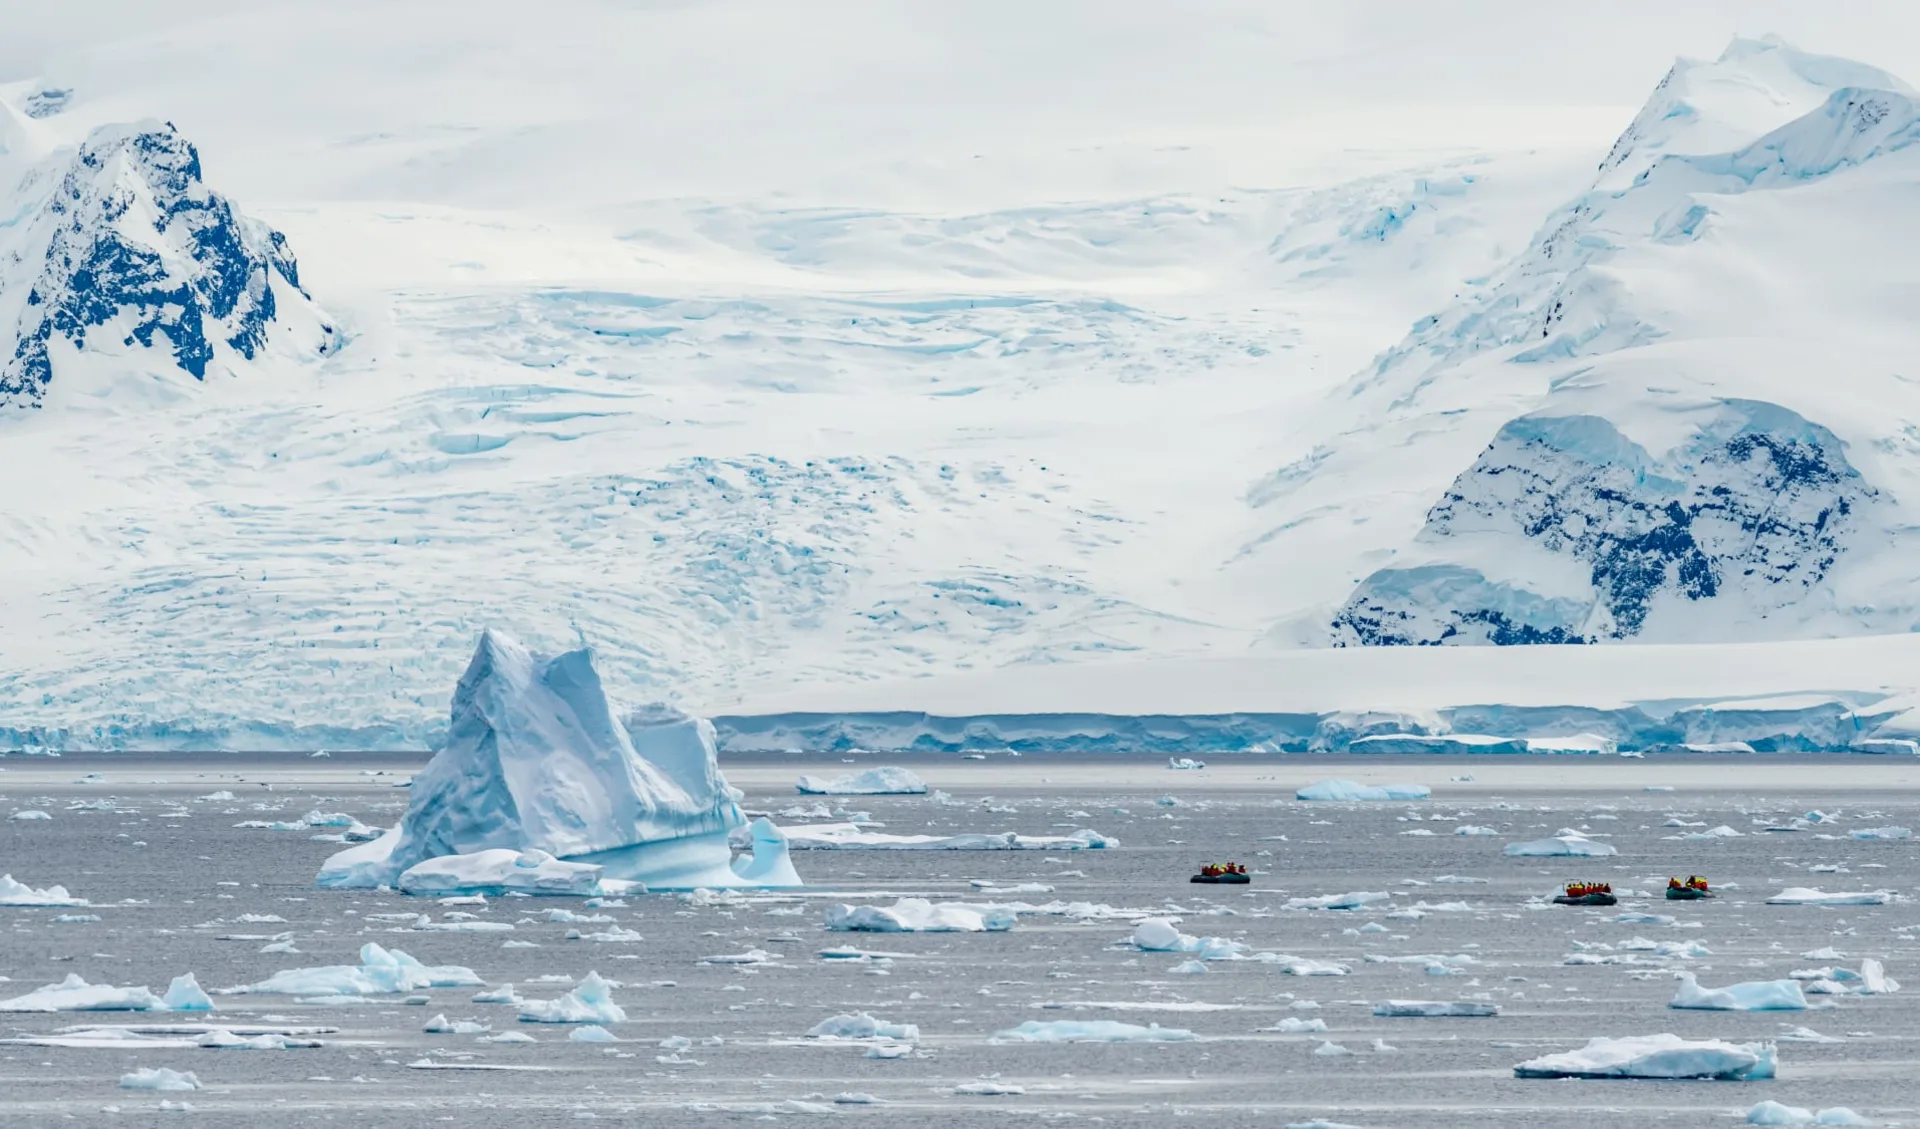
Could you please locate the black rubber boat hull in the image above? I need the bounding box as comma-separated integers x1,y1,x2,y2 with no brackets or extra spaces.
1551,893,1617,906
1190,874,1250,884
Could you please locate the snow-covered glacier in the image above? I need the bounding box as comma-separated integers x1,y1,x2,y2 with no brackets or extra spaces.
1294,38,1920,647
0,118,334,407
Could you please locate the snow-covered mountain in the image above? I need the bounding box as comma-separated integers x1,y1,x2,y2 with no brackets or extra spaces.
6,13,1920,748
0,117,333,408
1238,36,1920,647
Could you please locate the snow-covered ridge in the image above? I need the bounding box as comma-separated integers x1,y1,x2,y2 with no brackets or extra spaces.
1284,36,1920,647
0,116,334,407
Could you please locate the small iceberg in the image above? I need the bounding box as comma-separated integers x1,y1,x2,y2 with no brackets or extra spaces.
1766,888,1893,906
1167,758,1206,771
1513,1034,1775,1080
1128,918,1248,960
1296,779,1429,802
824,899,1015,933
795,767,927,795
518,972,625,1024
317,630,798,893
1372,1000,1499,1017
1746,1101,1872,1126
993,1020,1195,1043
1670,973,1809,1012
1504,834,1617,858
2,973,212,1013
1792,959,1900,996
0,874,88,907
119,1067,200,1092
1847,826,1911,840
774,823,1112,851
232,943,481,996
805,1013,920,1041
1285,891,1389,911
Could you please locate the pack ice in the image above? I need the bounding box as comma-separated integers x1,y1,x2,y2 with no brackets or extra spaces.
317,630,799,892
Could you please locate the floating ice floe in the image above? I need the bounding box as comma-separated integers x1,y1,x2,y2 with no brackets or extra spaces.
1791,959,1900,996
1,973,212,1013
518,972,625,1024
1372,1001,1499,1017
1746,1100,1872,1126
729,819,804,886
317,630,796,893
230,943,481,996
1513,1034,1776,1080
1453,825,1500,836
570,1025,618,1043
395,848,603,896
9,810,51,820
1286,891,1389,911
1296,779,1429,802
994,1020,1195,1043
198,1029,317,1050
119,1068,200,1092
1504,833,1617,857
0,874,88,907
0,1024,329,1050
805,1013,920,1041
795,767,927,795
1670,973,1810,1012
1766,888,1893,906
1167,758,1206,770
824,899,1015,933
1848,826,1911,840
1266,1017,1329,1033
1129,918,1244,958
772,822,1113,850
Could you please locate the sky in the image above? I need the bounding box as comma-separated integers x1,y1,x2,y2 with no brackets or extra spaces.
4,2,1920,207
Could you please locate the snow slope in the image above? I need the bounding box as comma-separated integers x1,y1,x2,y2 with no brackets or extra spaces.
4,13,1920,747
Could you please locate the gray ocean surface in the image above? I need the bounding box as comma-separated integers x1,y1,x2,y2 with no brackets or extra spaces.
3,753,1918,1127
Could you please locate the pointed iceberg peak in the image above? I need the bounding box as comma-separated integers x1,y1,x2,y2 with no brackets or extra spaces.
319,629,801,893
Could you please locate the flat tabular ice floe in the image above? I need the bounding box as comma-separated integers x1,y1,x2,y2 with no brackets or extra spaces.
1766,888,1894,906
1372,1000,1500,1017
805,1013,920,1041
1513,1034,1777,1080
993,1020,1196,1043
824,899,1016,933
119,1067,201,1092
1296,779,1430,801
230,943,480,996
1746,1101,1873,1126
1504,833,1618,857
1670,973,1810,1011
396,849,602,896
1286,891,1390,911
794,767,926,794
1,973,212,1013
0,873,87,906
316,630,797,892
775,822,1112,850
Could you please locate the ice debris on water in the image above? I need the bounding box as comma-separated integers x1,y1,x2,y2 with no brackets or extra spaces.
118,1068,200,1092
795,767,927,794
824,899,1016,933
1296,779,1429,801
1286,891,1390,911
518,972,625,1024
806,1013,920,1041
231,943,480,996
0,874,88,906
774,822,1112,850
1747,1101,1872,1126
1766,888,1893,906
1504,833,1617,857
1513,1034,1776,1080
1669,973,1810,1012
1372,1000,1499,1017
993,1020,1195,1043
570,1025,618,1043
2,973,212,1013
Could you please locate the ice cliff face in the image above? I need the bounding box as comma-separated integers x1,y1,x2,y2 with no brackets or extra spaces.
0,119,334,407
1315,38,1920,646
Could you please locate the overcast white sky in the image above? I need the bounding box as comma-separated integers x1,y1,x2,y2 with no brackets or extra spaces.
5,1,1919,207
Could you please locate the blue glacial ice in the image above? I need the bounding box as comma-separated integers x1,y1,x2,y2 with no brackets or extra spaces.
1669,973,1811,1011
992,1020,1196,1044
316,630,799,892
795,767,927,794
1513,1033,1777,1080
518,972,626,1024
1296,779,1430,801
1,973,212,1013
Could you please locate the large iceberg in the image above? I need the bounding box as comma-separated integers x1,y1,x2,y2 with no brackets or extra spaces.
317,630,798,891
1513,1034,1777,1080
795,767,927,794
